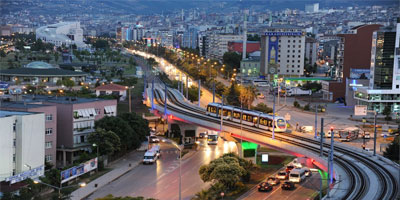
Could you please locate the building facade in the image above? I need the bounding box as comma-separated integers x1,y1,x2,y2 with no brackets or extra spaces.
305,37,318,66
1,103,57,167
321,24,382,102
0,111,45,184
354,21,400,114
260,25,306,76
240,58,260,77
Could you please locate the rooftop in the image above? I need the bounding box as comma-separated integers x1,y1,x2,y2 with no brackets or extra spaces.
0,110,34,118
21,95,116,104
0,102,54,109
25,61,55,69
0,67,87,77
95,83,127,91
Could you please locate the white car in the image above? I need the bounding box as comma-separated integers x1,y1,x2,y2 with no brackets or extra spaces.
149,136,160,143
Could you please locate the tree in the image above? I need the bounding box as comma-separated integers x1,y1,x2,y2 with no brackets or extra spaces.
223,52,241,70
252,103,273,113
382,106,392,121
93,39,110,49
95,116,138,151
0,49,6,58
226,83,240,106
240,85,257,109
247,34,260,41
54,52,59,63
383,136,399,163
88,128,121,156
188,85,202,102
119,112,150,142
56,79,75,90
199,153,252,190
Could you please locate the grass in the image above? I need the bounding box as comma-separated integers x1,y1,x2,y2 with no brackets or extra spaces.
117,78,153,116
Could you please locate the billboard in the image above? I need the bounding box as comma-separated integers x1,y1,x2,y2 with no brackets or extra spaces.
5,165,44,184
267,36,279,74
61,158,97,183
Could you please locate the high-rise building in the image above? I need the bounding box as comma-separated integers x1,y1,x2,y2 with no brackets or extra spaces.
0,111,45,184
354,20,400,113
321,24,382,102
305,37,318,66
260,25,306,76
305,3,319,13
182,27,198,49
205,33,243,59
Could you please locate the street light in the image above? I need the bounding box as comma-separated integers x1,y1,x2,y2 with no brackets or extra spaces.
125,86,135,113
169,141,182,200
33,180,86,199
92,143,99,173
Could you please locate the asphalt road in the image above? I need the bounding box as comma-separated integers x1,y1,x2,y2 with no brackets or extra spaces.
87,138,237,200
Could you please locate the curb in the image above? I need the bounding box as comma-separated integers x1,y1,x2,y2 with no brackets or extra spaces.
76,160,142,200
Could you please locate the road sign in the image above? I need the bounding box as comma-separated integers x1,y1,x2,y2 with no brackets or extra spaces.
354,105,367,116
261,154,269,163
285,113,291,121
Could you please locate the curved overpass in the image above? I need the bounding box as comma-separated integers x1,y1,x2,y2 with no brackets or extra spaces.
145,77,399,200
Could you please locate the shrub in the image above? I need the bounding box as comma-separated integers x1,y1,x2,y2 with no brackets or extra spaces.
293,101,300,108
304,104,310,111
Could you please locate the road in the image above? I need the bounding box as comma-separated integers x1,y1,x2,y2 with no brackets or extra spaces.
87,138,237,200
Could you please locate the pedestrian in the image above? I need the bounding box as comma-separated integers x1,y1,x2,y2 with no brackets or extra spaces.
296,122,299,131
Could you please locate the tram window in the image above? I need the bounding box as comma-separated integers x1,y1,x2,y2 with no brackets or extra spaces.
248,116,253,122
233,112,240,119
227,111,232,116
242,114,247,120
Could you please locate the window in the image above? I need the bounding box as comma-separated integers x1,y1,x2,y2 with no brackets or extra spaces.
298,50,301,53
278,55,280,58
46,114,53,121
299,40,301,42
46,155,53,162
287,55,290,58
278,60,280,63
298,55,301,58
13,122,16,131
292,60,295,63
293,50,295,53
293,45,295,48
13,139,16,147
46,128,53,135
298,70,300,73
13,154,16,162
292,70,294,72
287,50,290,53
298,65,300,68
298,60,300,63
397,85,399,89
45,142,52,149
292,55,295,58
287,60,289,63
288,40,290,43
298,45,301,48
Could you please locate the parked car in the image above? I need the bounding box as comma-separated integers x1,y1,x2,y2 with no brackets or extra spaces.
281,181,295,190
363,132,371,139
257,93,265,99
267,177,280,186
149,135,160,143
285,165,295,173
276,171,289,180
257,182,273,192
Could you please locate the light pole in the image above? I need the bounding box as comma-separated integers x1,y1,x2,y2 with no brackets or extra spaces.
34,180,86,199
126,86,134,113
272,87,276,140
220,95,224,136
92,143,99,173
170,141,182,200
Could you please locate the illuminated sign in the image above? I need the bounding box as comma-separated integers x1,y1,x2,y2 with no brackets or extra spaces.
262,154,269,163
264,32,302,36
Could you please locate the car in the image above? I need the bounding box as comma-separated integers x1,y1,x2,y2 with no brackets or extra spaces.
285,165,295,173
304,168,312,177
267,177,280,186
281,181,295,190
363,132,371,139
257,182,273,192
257,93,265,99
199,132,207,138
276,171,289,180
149,136,159,143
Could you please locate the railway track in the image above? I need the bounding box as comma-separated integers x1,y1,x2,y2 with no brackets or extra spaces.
148,81,398,200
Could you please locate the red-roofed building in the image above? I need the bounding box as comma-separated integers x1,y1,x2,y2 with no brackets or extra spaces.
228,41,260,54
95,83,127,101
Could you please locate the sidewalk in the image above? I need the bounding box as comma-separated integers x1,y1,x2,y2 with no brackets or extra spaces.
70,150,144,200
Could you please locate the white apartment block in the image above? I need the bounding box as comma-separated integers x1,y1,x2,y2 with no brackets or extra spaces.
206,33,243,60
0,111,45,184
260,25,306,76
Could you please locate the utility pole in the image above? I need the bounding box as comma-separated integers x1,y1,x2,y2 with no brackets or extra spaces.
164,83,167,115
220,95,224,134
373,111,377,156
272,87,276,140
320,118,324,157
186,76,188,99
212,82,215,103
315,104,318,138
151,79,154,110
328,126,334,198
198,80,201,107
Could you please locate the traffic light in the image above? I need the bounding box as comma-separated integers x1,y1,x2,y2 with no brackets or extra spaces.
330,127,334,136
